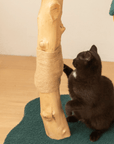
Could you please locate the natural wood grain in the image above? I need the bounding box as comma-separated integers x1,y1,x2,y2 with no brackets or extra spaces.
35,0,70,139
0,55,114,143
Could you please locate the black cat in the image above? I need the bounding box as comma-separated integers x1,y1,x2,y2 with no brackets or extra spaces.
63,45,114,142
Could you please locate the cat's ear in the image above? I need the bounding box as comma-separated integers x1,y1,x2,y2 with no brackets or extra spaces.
90,45,97,53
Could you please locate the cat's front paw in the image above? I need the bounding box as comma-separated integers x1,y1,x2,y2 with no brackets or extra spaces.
66,115,78,123
63,64,67,70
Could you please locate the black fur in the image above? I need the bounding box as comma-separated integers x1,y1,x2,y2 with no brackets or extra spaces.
63,45,114,142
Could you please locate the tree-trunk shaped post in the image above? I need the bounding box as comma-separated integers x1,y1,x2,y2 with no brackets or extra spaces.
34,0,71,140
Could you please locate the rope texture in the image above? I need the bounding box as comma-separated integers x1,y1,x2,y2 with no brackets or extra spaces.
34,46,63,93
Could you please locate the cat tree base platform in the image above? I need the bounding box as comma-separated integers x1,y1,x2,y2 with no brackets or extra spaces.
4,95,114,144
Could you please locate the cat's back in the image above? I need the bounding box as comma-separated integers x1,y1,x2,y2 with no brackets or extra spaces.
100,75,113,94
100,75,114,102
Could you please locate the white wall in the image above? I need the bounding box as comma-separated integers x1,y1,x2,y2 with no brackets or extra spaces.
0,0,114,61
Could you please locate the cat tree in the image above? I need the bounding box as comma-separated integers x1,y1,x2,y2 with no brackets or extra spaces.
109,0,114,20
34,0,71,140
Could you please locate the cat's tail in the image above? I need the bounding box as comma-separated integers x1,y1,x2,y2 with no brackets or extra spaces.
63,64,73,78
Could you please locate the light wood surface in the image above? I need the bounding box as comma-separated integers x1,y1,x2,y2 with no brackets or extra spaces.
36,0,70,140
34,0,71,140
1,55,114,143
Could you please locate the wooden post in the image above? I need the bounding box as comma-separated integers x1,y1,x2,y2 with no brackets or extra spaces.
34,0,71,140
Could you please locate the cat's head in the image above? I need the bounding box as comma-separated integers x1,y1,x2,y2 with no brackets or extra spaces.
73,45,102,78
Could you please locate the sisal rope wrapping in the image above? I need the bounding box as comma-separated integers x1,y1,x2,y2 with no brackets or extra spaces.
34,46,63,93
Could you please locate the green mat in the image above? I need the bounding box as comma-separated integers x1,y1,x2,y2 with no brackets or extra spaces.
4,95,114,144
109,0,114,16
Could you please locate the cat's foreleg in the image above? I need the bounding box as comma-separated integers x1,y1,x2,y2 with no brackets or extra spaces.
65,99,84,115
66,115,78,122
65,99,84,122
63,64,73,78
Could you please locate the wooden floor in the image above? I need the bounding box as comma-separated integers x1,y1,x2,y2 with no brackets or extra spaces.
1,55,114,144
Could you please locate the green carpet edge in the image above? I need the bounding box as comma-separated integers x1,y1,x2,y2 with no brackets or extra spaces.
4,95,114,144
